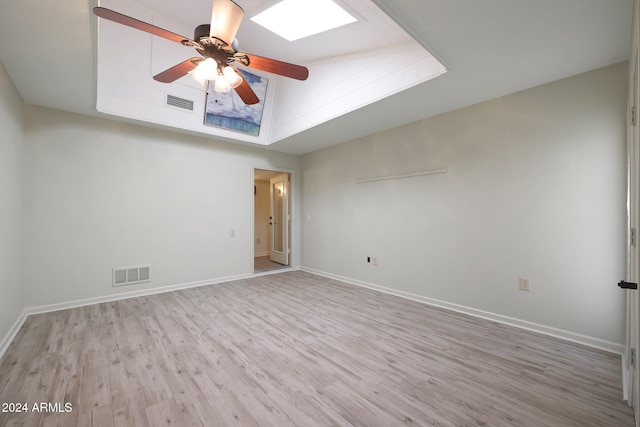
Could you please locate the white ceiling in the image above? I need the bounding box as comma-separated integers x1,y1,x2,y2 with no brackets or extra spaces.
0,0,633,155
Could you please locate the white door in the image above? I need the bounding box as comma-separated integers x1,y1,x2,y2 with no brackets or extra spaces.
624,3,640,422
270,174,289,265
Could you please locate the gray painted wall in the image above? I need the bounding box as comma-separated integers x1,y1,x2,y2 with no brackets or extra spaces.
22,106,300,308
0,61,24,345
301,62,628,350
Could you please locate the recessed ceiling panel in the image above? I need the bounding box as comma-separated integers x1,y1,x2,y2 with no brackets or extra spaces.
95,0,445,146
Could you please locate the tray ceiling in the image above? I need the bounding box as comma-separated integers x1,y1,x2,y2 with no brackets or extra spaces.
0,0,632,154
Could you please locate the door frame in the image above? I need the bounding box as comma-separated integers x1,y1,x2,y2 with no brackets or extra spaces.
251,166,296,274
269,173,290,265
625,0,640,422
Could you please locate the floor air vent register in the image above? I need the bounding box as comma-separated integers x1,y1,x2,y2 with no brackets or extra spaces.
112,265,151,287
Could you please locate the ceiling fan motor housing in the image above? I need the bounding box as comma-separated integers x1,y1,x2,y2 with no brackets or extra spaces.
194,24,239,51
194,24,211,42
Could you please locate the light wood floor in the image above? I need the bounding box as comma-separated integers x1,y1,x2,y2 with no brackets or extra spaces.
0,271,634,426
254,256,287,273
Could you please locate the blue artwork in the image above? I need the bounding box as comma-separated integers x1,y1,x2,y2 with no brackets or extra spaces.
204,69,268,136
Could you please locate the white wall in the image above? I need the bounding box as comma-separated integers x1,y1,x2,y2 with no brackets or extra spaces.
271,43,445,143
23,106,300,308
0,61,24,343
301,62,629,350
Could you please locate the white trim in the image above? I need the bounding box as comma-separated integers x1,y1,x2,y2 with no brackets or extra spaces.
255,251,271,257
0,310,29,361
623,352,631,401
301,267,625,355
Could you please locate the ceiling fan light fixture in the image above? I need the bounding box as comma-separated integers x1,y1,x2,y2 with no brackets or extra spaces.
188,59,243,92
214,75,232,93
189,58,219,86
222,66,243,88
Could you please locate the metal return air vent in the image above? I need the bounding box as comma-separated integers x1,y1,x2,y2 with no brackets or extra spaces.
166,94,194,111
113,264,151,287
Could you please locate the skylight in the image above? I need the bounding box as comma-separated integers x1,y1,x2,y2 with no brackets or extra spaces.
251,0,357,41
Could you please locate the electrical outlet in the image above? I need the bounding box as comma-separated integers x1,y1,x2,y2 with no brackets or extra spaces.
372,257,378,266
230,229,236,237
519,277,530,291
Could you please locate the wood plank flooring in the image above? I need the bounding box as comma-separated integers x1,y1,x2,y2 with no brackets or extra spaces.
0,271,634,426
254,256,288,273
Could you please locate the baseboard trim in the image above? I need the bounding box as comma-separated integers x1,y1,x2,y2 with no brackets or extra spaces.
0,309,29,361
254,252,270,258
301,267,625,355
24,272,255,317
622,353,631,402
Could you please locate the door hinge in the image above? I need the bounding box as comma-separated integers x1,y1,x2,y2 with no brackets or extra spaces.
632,227,637,247
632,106,637,126
630,348,635,367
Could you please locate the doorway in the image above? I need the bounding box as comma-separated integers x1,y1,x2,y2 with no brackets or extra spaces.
254,169,291,273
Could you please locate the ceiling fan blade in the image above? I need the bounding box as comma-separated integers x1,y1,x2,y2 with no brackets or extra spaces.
240,53,309,81
153,58,202,83
210,0,244,45
93,7,194,45
233,69,259,105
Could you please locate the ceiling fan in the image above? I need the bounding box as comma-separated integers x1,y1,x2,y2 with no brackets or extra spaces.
93,0,309,105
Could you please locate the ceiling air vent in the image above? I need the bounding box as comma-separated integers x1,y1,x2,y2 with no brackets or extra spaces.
166,94,194,111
